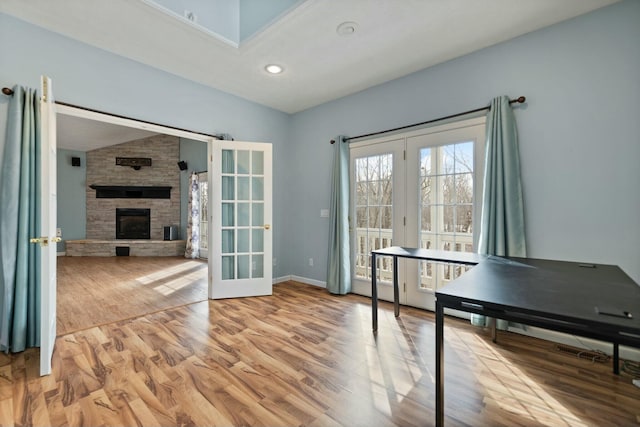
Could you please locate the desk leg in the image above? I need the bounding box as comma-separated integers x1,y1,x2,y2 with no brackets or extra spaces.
393,255,400,318
489,317,497,343
372,253,378,332
613,343,619,375
436,299,444,427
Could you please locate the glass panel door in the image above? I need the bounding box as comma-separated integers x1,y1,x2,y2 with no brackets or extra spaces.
350,138,405,301
405,120,485,310
211,141,272,299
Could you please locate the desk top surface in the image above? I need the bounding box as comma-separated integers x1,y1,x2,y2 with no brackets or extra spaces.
372,246,486,265
435,255,640,333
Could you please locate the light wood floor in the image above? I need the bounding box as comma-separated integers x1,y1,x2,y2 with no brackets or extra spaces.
1,280,639,426
57,256,208,335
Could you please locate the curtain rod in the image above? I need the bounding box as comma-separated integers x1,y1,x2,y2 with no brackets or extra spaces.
2,86,222,140
330,95,526,144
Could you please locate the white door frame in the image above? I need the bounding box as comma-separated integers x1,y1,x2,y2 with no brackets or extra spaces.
40,76,57,375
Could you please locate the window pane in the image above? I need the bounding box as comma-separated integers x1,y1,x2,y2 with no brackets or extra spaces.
222,203,234,226
368,207,381,228
237,150,250,174
222,256,234,280
252,203,264,226
455,142,474,174
222,230,234,253
253,255,264,278
238,255,250,279
443,205,454,232
356,207,367,228
442,145,455,173
222,150,234,173
237,229,250,252
252,177,264,201
238,177,250,200
238,203,250,226
252,151,264,174
458,204,473,233
222,176,234,200
420,148,432,176
421,176,433,205
252,229,264,252
421,207,432,231
442,175,455,204
456,173,473,204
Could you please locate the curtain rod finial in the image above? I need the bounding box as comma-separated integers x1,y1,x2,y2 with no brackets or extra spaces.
516,96,526,103
2,87,14,96
330,139,336,144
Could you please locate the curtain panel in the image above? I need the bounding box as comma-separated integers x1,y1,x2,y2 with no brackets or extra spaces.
184,172,200,259
326,136,351,295
472,95,527,328
0,85,42,352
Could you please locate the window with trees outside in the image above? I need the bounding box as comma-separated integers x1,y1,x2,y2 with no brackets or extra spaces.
350,118,485,311
418,142,475,291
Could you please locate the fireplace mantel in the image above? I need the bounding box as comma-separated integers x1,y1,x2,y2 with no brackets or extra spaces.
90,185,172,199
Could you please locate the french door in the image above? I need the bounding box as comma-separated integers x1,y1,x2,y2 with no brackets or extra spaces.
40,76,57,375
350,117,485,311
210,141,273,299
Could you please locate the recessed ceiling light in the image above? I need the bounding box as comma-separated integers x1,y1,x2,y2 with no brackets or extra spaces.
337,21,358,36
265,64,284,74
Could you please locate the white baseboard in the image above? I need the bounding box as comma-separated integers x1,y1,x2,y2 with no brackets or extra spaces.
507,325,640,362
273,275,292,284
288,275,327,288
57,251,66,256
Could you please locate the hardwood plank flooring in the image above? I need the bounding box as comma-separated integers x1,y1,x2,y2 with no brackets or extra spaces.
2,281,639,426
57,256,208,335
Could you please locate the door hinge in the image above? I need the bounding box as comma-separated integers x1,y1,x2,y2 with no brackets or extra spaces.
403,150,406,160
403,216,406,226
403,282,406,292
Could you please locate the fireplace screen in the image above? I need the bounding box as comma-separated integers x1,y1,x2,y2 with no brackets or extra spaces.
116,208,151,239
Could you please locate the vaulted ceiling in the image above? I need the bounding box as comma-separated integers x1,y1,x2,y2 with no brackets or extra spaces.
0,0,618,116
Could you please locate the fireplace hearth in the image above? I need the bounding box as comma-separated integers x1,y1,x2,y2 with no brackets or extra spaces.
116,208,151,239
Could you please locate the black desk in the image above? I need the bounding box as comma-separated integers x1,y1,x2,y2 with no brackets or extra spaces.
370,247,640,427
435,256,640,427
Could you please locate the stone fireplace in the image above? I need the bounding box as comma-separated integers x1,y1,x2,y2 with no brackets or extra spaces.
65,134,185,256
116,208,151,239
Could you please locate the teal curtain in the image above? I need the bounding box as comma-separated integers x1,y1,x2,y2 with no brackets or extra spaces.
0,85,41,352
326,137,351,295
472,95,526,328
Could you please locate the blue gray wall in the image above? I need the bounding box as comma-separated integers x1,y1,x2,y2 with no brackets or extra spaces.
56,149,87,252
0,11,291,277
285,0,640,283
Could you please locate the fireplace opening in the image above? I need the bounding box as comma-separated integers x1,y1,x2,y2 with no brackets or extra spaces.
116,208,151,239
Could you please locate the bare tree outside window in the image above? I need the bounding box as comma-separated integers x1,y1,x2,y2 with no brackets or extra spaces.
355,153,393,280
419,141,475,290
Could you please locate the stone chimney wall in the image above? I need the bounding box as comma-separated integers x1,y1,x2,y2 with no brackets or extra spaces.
85,134,180,240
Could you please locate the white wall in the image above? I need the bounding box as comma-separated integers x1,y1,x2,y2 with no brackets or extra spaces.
286,0,640,285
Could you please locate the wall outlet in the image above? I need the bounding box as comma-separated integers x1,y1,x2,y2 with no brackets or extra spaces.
308,258,314,267
320,209,329,218
56,228,62,238
273,257,277,266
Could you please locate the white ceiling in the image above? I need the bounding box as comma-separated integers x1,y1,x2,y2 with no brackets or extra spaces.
0,0,618,115
57,114,159,152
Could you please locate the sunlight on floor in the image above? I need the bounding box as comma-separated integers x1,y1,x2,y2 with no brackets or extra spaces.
133,260,207,296
135,260,204,285
449,327,587,426
358,302,588,426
